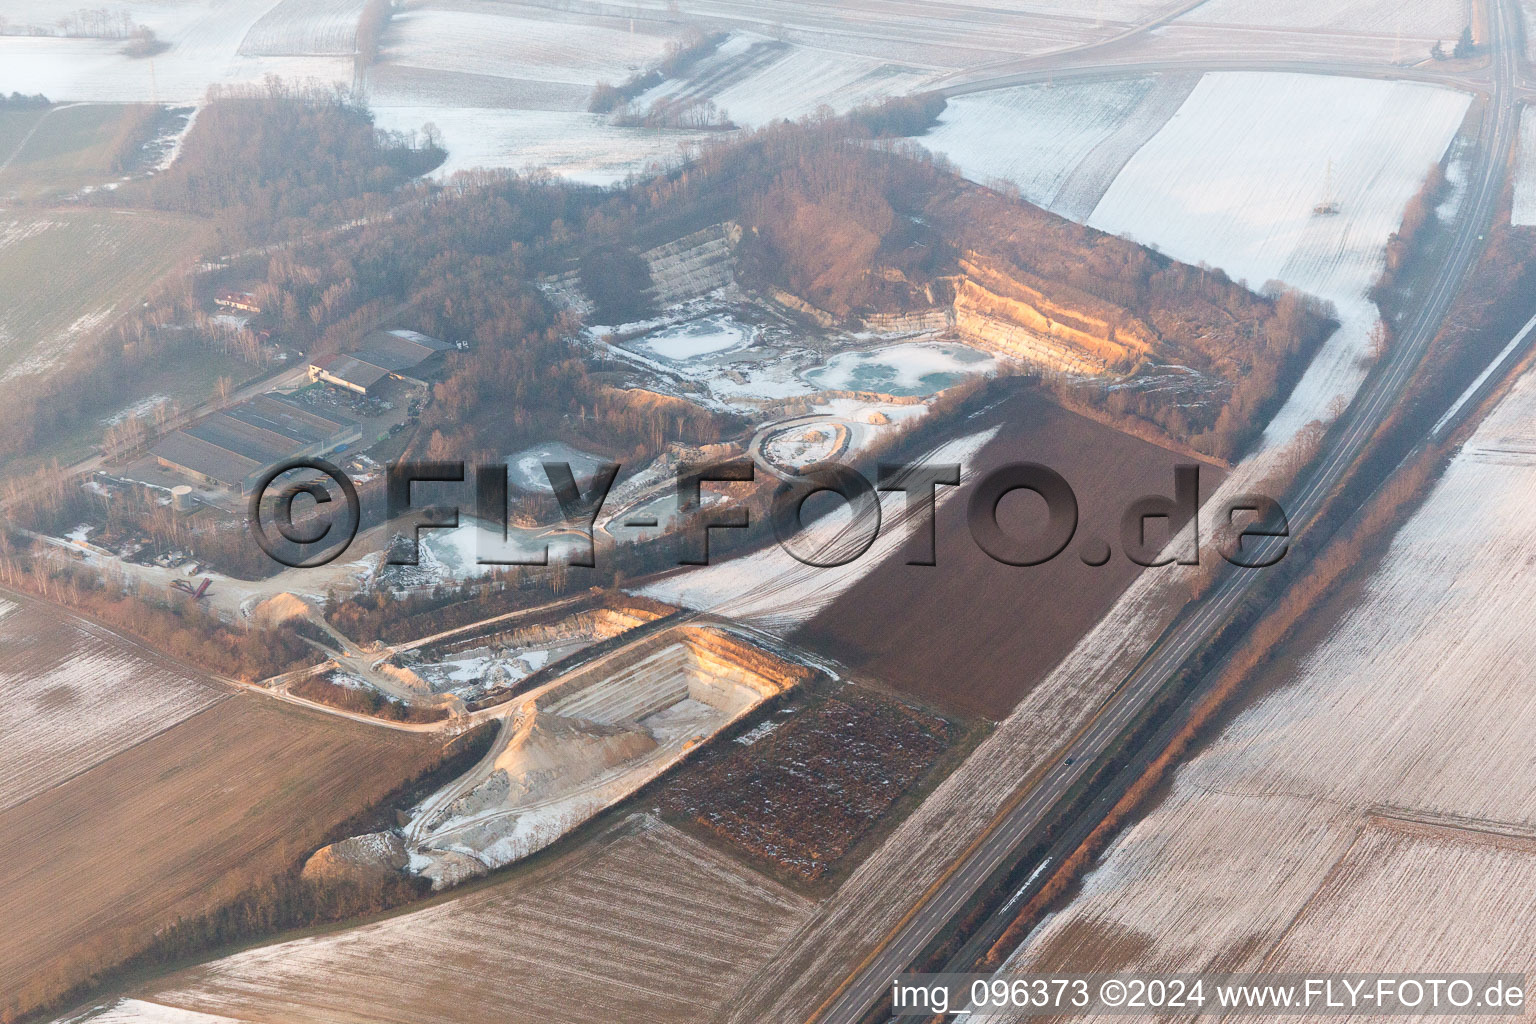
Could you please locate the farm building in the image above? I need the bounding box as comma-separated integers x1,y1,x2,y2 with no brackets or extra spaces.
308,329,452,396
149,393,360,495
215,289,261,313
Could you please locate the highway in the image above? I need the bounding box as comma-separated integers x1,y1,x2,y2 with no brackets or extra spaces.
941,56,1490,96
811,1,1523,1019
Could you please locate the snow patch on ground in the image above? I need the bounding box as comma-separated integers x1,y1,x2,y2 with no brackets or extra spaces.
393,518,584,586
0,600,222,811
640,37,938,128
238,0,367,57
102,393,171,426
505,441,609,493
640,425,999,630
384,8,673,87
63,998,243,1024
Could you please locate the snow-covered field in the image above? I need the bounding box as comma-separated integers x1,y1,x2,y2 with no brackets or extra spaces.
999,361,1536,994
1177,0,1468,37
0,1,352,103
918,76,1195,220
127,816,812,1024
360,0,1190,182
383,8,673,87
917,71,1470,444
634,34,939,128
0,595,223,811
361,3,695,181
61,998,240,1024
1086,72,1468,447
1512,105,1536,226
370,105,700,185
367,23,938,181
0,210,208,381
237,0,366,56
601,0,1181,66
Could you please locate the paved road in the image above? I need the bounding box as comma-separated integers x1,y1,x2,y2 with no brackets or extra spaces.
940,56,1490,97
812,1,1522,1020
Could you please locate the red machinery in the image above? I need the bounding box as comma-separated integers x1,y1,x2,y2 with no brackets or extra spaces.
170,577,212,599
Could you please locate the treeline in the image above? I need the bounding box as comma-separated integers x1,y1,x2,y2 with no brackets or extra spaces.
354,0,392,82
0,90,48,108
589,31,727,113
1371,161,1450,307
128,79,444,242
1407,219,1536,420
415,329,741,466
0,8,146,38
0,534,313,681
216,146,742,463
328,576,589,645
290,674,449,723
106,102,161,173
1049,286,1336,460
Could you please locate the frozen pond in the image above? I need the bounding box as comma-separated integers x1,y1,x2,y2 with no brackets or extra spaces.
412,645,564,696
409,518,583,581
506,442,611,493
627,315,753,363
804,342,994,397
605,489,728,543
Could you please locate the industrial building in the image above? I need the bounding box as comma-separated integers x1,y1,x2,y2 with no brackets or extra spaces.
308,329,452,396
149,393,360,495
214,289,261,313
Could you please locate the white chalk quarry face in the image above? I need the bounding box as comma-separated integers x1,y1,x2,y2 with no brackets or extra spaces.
925,70,1470,452
403,630,795,888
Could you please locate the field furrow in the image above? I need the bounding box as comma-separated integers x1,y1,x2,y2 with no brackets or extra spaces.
999,360,1536,1004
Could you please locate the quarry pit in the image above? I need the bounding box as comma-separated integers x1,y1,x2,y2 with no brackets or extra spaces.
308,624,817,889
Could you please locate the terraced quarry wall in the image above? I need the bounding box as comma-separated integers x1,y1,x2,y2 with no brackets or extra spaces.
951,257,1152,373
643,222,738,305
